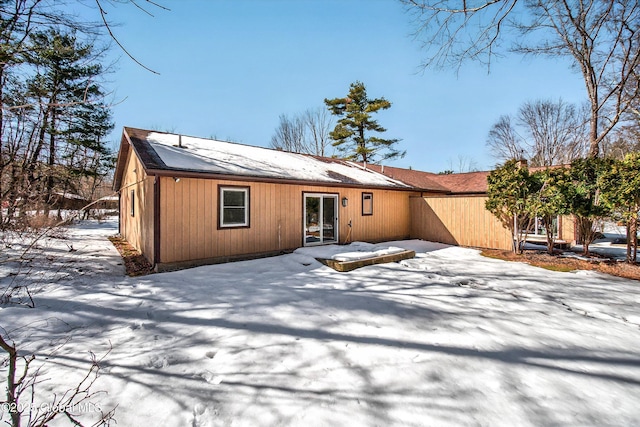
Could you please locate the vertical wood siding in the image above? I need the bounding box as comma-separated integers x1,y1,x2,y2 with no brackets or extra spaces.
158,177,417,264
560,214,577,244
119,149,155,264
410,195,513,250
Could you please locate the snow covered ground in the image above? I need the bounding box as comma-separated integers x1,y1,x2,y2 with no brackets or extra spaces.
2,219,640,426
585,222,639,262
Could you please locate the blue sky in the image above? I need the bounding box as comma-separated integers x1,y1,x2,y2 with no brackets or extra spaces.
84,0,586,173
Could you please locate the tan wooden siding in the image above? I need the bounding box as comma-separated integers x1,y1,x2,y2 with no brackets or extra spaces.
158,177,417,264
559,215,577,244
119,149,155,264
410,195,513,250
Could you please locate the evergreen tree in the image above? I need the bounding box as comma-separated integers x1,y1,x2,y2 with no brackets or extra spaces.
24,29,112,217
0,1,152,229
529,167,572,254
568,157,610,256
324,81,403,163
599,153,640,263
485,160,536,253
62,99,114,218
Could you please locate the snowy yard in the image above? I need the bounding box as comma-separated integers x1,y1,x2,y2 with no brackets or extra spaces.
2,219,640,426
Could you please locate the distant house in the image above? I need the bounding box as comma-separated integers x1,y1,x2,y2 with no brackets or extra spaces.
113,127,577,271
51,192,90,210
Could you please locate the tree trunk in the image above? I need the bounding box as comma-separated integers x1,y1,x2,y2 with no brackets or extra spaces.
44,100,59,217
358,125,366,162
587,97,600,158
577,216,594,257
546,235,554,254
630,212,638,264
0,66,4,228
545,216,555,255
626,220,632,263
0,335,20,427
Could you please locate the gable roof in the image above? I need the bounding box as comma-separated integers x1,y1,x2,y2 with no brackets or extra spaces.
114,127,510,194
361,164,489,194
423,171,490,194
356,164,449,192
114,128,416,191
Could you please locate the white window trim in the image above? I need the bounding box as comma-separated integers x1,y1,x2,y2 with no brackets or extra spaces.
219,186,249,228
530,215,560,237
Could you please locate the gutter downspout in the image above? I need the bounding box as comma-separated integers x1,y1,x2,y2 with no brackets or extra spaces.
118,192,121,235
153,175,161,270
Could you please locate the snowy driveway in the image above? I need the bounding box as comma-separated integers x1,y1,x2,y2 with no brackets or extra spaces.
2,219,640,426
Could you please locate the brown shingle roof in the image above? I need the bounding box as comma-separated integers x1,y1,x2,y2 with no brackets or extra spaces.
424,171,489,194
360,164,490,194
357,164,450,192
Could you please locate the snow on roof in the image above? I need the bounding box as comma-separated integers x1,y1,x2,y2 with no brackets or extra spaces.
144,131,410,188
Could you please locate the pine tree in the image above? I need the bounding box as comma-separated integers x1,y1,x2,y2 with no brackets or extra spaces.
24,29,112,217
324,81,403,163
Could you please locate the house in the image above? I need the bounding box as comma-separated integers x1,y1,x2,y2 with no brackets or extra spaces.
113,128,438,271
113,127,578,271
364,164,577,250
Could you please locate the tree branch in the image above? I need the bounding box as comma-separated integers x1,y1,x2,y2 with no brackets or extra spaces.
94,0,160,75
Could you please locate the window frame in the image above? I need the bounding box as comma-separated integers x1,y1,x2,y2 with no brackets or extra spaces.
521,215,559,238
218,185,250,229
362,192,373,216
303,192,339,246
130,189,135,217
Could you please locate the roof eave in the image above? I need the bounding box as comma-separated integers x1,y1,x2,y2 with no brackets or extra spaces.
112,129,133,191
146,168,421,191
448,191,488,196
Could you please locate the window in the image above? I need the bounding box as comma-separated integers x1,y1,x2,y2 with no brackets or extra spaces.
362,192,373,216
521,215,559,238
219,186,249,228
130,190,135,217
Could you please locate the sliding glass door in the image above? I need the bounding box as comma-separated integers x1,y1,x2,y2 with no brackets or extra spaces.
304,193,338,245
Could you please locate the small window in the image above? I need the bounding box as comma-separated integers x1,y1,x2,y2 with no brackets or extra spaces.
130,190,135,217
219,186,249,228
362,192,373,216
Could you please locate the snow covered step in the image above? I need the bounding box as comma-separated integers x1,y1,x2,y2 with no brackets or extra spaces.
317,249,416,272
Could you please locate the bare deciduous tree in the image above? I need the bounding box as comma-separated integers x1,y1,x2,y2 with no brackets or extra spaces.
303,107,333,157
270,108,335,156
487,99,588,166
403,0,640,158
603,126,640,160
270,114,307,153
487,115,524,162
605,71,640,158
1,332,116,427
94,0,169,74
519,99,588,166
445,154,479,173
